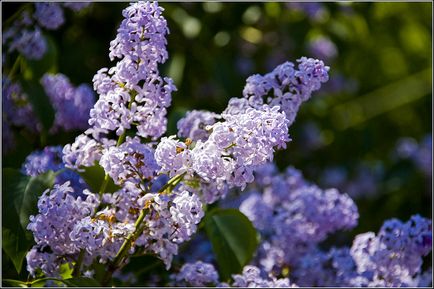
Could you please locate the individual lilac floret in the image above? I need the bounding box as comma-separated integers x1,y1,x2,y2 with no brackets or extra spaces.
350,215,432,287
225,57,329,125
171,261,219,286
41,73,95,132
34,3,65,30
177,110,220,141
26,182,100,276
21,146,88,196
100,136,159,185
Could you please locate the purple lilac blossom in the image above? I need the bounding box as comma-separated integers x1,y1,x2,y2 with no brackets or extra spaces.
21,146,88,196
224,57,329,126
307,36,338,61
26,182,100,276
288,216,432,287
100,136,159,185
134,189,204,268
89,1,176,139
156,105,290,191
62,130,116,170
239,164,358,271
7,27,47,60
171,261,219,286
41,73,95,132
228,265,295,288
177,110,220,141
34,3,65,30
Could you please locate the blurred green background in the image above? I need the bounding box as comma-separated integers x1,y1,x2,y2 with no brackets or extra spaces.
3,1,432,248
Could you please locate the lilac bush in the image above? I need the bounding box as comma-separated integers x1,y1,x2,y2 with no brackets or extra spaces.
3,1,431,288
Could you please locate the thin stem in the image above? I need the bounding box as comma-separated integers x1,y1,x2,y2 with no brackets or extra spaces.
3,3,32,27
72,250,85,277
8,55,22,80
157,172,186,194
100,172,186,286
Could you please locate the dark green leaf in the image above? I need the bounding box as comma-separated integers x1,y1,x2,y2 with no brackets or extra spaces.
2,169,54,274
2,168,55,230
19,79,55,132
78,163,121,194
2,227,32,275
204,208,259,281
63,277,101,287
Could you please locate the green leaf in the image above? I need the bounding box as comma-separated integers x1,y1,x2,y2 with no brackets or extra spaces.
78,163,121,194
2,169,54,274
63,277,101,287
59,263,74,280
204,208,259,281
3,169,55,230
2,279,28,287
2,227,32,275
2,169,55,272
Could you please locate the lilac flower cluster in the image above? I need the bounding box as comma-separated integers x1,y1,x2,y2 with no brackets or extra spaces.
100,136,159,185
26,182,100,276
172,263,296,288
224,57,329,125
89,1,176,139
239,163,358,271
157,105,290,192
138,190,204,268
21,146,88,197
3,3,91,59
41,73,95,133
292,215,432,287
171,261,219,286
